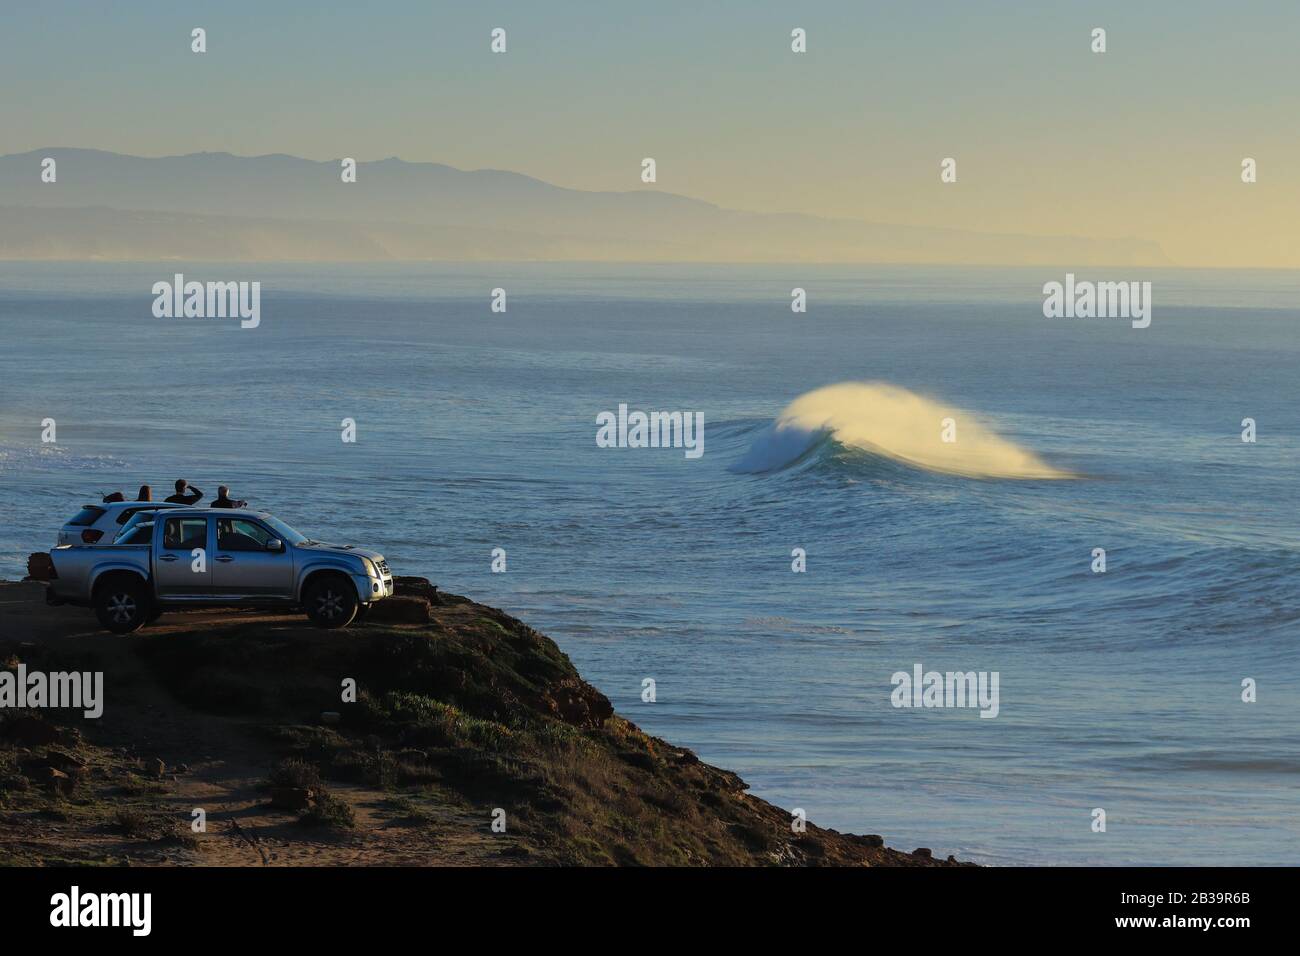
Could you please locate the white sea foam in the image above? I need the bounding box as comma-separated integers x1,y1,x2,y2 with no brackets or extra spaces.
734,382,1073,479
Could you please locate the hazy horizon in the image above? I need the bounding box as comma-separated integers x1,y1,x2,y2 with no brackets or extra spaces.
0,147,1175,266
6,144,1291,268
2,0,1298,266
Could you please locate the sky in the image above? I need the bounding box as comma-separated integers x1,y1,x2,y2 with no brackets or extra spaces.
3,0,1298,267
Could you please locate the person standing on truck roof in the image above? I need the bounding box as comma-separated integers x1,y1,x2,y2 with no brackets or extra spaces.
211,485,248,509
164,479,204,505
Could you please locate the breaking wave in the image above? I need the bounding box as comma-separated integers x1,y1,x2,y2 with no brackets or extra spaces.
733,382,1074,479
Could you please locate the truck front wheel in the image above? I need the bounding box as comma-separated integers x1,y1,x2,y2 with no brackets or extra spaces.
303,574,358,629
93,576,151,634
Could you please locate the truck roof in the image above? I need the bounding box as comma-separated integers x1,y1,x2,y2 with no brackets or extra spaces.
155,508,274,517
81,501,186,510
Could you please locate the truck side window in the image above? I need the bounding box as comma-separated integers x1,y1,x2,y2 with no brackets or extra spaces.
163,517,207,551
217,518,272,552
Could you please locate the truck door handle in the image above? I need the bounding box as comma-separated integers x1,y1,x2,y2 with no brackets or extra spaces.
216,555,234,563
159,554,178,562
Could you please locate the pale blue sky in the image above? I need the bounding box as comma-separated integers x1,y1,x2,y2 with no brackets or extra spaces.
3,1,1298,265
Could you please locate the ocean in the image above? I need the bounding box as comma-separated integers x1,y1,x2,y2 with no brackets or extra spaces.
1,261,1297,865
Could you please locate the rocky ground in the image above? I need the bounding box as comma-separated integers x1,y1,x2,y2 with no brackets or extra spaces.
0,575,968,867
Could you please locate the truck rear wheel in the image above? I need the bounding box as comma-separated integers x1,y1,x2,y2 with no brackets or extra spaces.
93,575,151,634
303,574,358,629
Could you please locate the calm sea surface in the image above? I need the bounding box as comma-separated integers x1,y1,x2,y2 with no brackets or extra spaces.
2,262,1297,864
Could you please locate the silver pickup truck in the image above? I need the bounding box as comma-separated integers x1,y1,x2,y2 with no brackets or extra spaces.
46,508,394,633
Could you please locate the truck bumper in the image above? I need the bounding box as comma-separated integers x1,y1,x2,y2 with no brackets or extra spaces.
354,573,394,605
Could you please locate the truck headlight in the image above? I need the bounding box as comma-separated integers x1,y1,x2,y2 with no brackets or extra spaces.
360,557,377,577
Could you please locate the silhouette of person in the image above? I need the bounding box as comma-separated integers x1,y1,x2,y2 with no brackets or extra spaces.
164,479,204,505
211,485,248,509
136,484,152,501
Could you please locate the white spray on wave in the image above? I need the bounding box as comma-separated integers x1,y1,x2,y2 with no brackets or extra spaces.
734,382,1073,479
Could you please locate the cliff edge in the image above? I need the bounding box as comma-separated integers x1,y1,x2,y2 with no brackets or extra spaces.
0,577,966,867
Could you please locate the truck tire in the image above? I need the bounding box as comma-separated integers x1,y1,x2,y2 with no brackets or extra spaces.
303,574,358,629
93,575,151,634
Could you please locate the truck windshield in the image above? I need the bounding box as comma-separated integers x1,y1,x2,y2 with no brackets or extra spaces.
261,515,309,545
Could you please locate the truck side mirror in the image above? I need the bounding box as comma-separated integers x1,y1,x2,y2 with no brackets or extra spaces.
265,538,283,552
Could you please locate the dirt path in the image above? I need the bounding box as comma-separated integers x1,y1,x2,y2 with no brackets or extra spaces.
164,759,510,866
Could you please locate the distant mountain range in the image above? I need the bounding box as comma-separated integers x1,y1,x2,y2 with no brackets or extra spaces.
0,148,1171,265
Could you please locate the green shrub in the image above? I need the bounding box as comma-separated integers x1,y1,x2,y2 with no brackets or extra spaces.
268,758,322,791
299,791,355,829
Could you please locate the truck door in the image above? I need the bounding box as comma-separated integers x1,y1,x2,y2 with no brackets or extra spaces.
156,516,212,597
212,517,295,598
